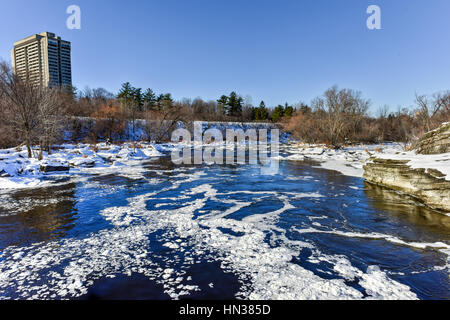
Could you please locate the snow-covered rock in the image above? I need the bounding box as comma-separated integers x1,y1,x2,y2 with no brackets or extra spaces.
0,142,166,190
116,147,148,160
68,157,96,168
364,124,450,213
364,157,450,212
411,122,450,155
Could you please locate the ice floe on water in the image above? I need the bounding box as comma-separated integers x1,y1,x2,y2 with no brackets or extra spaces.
0,167,433,300
294,227,450,252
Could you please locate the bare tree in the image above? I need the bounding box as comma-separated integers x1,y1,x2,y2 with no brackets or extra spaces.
91,101,126,143
415,91,450,132
36,88,67,159
376,105,390,141
0,80,19,148
377,105,390,119
433,91,450,124
0,62,43,158
312,86,370,145
0,61,68,158
143,104,185,143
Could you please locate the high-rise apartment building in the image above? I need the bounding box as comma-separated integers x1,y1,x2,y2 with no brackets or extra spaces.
11,32,72,88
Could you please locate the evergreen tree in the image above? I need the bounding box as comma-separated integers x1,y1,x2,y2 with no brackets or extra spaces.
160,93,173,110
143,88,156,110
217,95,228,105
255,101,269,120
298,103,311,114
133,88,143,111
163,93,173,102
217,95,228,116
65,84,78,99
284,102,294,118
155,94,165,110
272,105,285,122
216,92,244,118
227,91,243,117
118,82,141,139
117,82,135,106
249,107,257,120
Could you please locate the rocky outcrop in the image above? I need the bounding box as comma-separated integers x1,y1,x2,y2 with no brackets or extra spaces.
363,122,450,212
411,122,450,155
363,158,450,212
40,164,70,173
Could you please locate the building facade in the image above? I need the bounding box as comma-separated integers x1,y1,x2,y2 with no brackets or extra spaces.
11,32,72,88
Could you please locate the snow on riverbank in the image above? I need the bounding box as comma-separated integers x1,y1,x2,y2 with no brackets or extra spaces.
1,139,449,190
374,151,450,181
279,143,405,178
278,143,450,181
0,143,164,190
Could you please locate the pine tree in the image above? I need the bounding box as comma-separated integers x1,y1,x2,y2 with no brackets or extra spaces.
284,102,294,118
227,91,243,117
255,101,269,120
298,103,311,114
163,93,173,102
118,82,141,139
117,82,135,106
217,95,228,116
272,105,285,122
133,88,143,111
160,93,173,110
143,88,156,110
65,84,78,98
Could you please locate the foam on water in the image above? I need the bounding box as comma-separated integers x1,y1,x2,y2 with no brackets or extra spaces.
0,169,427,300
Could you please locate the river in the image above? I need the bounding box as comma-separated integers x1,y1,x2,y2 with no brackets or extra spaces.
0,155,449,300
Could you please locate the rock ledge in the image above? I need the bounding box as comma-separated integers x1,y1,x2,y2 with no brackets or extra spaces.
363,158,450,212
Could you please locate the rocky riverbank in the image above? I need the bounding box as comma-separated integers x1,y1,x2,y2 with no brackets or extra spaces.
363,123,450,213
411,122,450,155
363,158,450,212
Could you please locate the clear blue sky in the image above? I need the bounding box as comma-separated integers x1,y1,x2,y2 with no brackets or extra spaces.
1,0,449,112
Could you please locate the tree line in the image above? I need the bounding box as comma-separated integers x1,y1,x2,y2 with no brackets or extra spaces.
0,59,449,159
283,86,450,146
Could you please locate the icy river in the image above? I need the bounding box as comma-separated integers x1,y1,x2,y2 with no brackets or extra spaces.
0,155,449,300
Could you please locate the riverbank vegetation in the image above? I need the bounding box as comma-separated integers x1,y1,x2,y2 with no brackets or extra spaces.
284,86,450,146
0,60,449,158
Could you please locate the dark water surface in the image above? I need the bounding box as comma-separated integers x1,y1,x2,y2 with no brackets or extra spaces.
0,157,449,300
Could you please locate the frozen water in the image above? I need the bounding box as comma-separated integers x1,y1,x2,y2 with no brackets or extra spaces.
0,146,448,300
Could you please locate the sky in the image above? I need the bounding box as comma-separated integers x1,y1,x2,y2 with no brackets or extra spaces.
1,0,449,113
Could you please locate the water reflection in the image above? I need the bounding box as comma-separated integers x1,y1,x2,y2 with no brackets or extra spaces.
0,183,77,249
364,182,450,235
